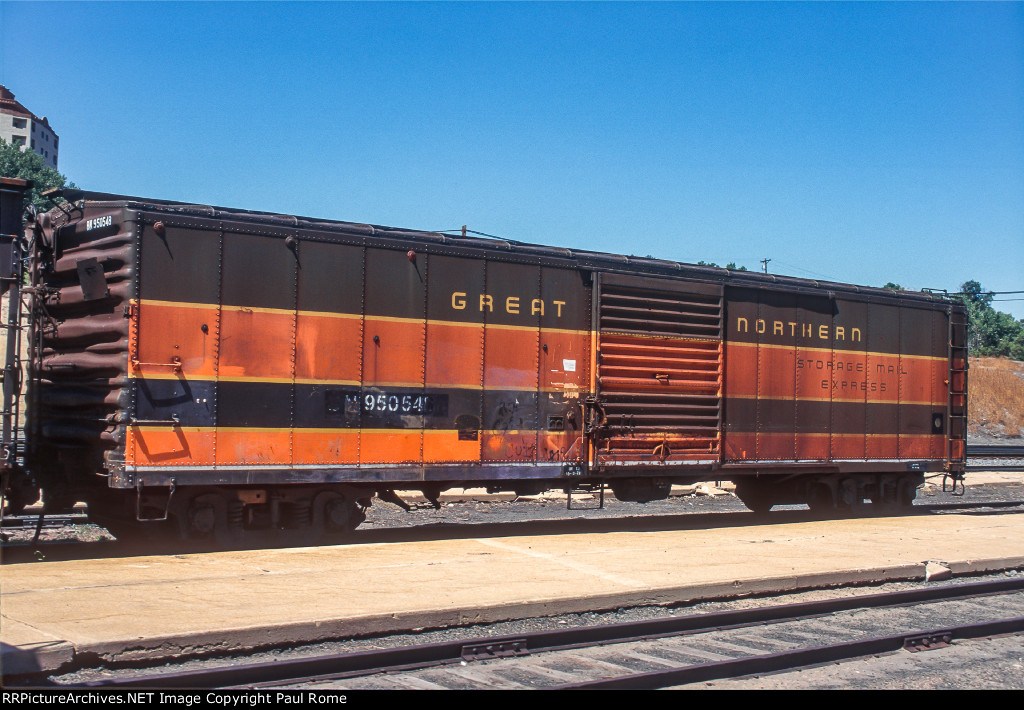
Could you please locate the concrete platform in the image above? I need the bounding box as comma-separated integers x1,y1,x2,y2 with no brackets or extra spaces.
3,500,1024,678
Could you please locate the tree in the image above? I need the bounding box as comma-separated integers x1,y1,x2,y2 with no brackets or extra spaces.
955,280,1024,358
960,280,994,307
698,261,748,271
882,282,904,291
0,139,75,214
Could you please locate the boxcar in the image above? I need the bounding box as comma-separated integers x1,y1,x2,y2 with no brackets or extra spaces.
1,187,968,542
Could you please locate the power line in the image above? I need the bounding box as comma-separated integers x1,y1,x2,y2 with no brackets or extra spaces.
949,290,1024,297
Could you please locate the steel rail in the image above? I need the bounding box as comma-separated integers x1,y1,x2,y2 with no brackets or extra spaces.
968,445,1024,458
72,577,1024,689
553,616,1024,689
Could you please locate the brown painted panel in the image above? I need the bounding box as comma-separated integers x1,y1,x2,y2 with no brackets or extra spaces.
900,305,934,458
756,291,797,460
363,248,425,463
482,260,541,462
867,302,900,356
538,267,590,448
866,302,900,459
139,224,221,304
425,254,483,464
364,247,425,320
725,285,951,464
295,240,363,394
540,266,590,331
222,232,297,310
427,254,487,324
296,241,364,315
482,261,542,328
830,299,868,460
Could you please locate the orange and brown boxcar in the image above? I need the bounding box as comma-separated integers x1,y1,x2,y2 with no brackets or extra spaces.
10,190,967,540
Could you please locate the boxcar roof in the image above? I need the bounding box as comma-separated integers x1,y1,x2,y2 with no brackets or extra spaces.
50,188,959,311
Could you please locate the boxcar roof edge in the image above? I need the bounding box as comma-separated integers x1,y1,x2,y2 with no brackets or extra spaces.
52,188,962,312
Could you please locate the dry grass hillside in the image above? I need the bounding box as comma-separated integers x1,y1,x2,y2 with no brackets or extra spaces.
969,357,1024,442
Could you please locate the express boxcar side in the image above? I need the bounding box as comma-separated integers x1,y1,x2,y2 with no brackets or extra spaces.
2,189,967,541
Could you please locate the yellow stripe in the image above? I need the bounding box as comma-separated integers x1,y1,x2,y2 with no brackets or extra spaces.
727,394,942,406
131,426,569,435
135,299,589,335
128,372,578,393
600,330,721,345
739,432,941,439
727,340,948,362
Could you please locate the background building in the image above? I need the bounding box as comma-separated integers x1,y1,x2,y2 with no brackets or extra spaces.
0,86,59,169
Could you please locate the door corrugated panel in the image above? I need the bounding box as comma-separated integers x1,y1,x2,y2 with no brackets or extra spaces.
596,279,722,464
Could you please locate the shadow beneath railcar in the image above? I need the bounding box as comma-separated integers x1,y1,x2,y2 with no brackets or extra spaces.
352,508,804,545
2,498,1020,565
1,508,800,563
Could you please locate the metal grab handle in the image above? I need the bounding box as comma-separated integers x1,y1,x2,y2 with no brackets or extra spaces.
131,355,182,372
130,414,180,427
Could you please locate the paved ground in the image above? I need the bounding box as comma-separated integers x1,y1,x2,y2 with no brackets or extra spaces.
2,483,1023,678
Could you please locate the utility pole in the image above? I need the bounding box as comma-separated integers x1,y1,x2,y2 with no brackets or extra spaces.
761,258,771,274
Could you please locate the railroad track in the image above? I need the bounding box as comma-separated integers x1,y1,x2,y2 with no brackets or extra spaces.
0,514,86,529
968,445,1024,458
967,445,1024,472
63,577,1024,690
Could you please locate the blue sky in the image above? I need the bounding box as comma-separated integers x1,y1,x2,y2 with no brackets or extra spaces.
3,2,1022,318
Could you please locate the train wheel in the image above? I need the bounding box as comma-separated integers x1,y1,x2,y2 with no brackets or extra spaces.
313,490,366,538
806,482,836,513
734,480,774,514
2,485,39,516
897,475,920,508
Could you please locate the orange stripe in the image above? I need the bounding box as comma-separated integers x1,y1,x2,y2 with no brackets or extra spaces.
724,342,946,405
483,327,539,390
728,339,947,361
127,429,585,467
724,432,946,462
131,302,218,378
220,308,294,380
135,300,592,389
296,312,362,381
